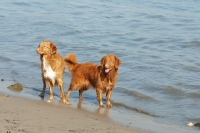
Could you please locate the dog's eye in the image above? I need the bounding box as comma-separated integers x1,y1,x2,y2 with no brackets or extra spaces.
44,46,49,49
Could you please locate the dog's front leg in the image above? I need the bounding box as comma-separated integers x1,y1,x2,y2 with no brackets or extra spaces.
106,89,113,108
47,81,53,103
96,88,104,108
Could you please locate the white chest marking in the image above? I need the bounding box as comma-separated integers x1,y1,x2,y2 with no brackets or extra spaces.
43,58,56,85
106,86,111,91
106,80,112,91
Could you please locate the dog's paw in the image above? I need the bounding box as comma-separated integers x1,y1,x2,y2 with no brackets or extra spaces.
107,104,112,108
99,104,105,108
65,97,69,102
62,99,69,104
79,97,84,100
39,94,44,98
47,99,53,103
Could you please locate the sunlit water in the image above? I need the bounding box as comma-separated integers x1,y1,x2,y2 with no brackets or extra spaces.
1,0,200,132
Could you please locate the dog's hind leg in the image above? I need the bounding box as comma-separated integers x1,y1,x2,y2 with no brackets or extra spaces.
39,77,46,98
59,83,68,104
79,86,89,100
79,89,84,100
66,86,72,102
58,79,68,104
66,82,86,102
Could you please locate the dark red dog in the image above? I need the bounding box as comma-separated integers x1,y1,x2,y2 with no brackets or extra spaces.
64,53,121,108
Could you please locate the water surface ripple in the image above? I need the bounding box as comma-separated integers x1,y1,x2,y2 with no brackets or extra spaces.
0,0,200,132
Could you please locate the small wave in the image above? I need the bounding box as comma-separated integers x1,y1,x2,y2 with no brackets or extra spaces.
150,55,160,59
182,41,200,48
114,15,124,18
64,30,82,36
163,86,185,97
133,37,146,42
12,2,30,6
11,70,18,75
188,92,200,99
31,62,40,68
131,91,154,100
33,21,53,26
112,102,158,117
172,23,184,27
0,14,5,17
115,87,156,101
77,5,91,9
181,19,193,22
147,15,167,21
185,84,200,90
183,65,200,72
147,40,166,44
0,56,12,62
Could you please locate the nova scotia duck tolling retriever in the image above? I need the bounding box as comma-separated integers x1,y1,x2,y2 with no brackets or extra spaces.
36,40,67,104
64,53,121,108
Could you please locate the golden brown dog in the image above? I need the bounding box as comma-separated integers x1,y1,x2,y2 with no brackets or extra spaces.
64,53,121,108
36,40,67,104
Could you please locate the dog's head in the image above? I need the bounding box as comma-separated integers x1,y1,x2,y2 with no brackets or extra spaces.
100,54,121,73
36,40,57,55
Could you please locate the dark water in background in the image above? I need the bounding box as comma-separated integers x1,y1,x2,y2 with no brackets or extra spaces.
1,0,200,132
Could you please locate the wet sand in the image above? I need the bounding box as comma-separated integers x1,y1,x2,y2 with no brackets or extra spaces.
1,80,199,133
0,82,148,133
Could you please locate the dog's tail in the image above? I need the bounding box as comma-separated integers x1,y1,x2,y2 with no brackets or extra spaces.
64,53,78,73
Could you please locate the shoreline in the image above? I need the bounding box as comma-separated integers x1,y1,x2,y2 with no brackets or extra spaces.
0,94,143,133
0,80,199,133
0,80,148,133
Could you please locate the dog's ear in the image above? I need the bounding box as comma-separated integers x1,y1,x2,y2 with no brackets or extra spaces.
50,42,57,54
114,56,121,68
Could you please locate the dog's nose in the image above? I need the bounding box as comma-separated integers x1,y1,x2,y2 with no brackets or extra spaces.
36,49,39,54
105,64,109,68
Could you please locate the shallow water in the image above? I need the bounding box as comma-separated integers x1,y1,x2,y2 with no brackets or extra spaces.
0,0,200,132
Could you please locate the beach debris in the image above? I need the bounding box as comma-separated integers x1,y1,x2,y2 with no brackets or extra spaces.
6,94,9,97
7,83,23,92
194,123,200,127
187,122,194,127
1,78,4,81
187,122,200,127
68,130,76,132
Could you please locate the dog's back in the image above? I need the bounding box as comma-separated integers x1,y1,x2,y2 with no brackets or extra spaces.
65,53,99,89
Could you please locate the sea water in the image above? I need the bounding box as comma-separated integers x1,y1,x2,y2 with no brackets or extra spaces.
0,0,200,132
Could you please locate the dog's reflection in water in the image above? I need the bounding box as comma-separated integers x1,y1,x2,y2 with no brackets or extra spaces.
96,107,110,117
77,100,110,117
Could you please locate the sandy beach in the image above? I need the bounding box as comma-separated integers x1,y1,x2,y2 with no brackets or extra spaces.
0,81,199,133
0,81,149,133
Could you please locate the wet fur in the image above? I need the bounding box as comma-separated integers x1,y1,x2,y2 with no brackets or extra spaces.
36,40,67,104
64,53,121,108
